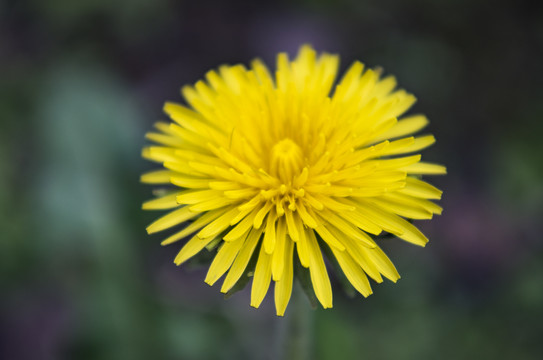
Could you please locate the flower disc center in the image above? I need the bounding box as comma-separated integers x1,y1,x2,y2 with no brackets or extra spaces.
270,138,304,183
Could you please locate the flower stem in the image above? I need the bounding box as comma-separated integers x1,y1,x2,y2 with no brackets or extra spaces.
276,283,313,360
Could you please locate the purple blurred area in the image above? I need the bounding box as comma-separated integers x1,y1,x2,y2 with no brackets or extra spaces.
1,0,542,359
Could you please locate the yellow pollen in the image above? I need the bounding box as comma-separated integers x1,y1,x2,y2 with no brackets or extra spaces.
270,139,304,183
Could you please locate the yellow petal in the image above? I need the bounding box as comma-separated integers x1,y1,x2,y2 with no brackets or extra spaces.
176,190,223,205
317,210,376,248
296,202,318,228
143,146,179,163
335,202,382,235
306,230,333,308
161,209,225,245
271,217,287,280
263,210,277,254
357,201,428,246
330,247,372,297
314,225,345,251
221,227,264,293
145,132,184,148
254,201,274,229
197,207,241,239
174,234,215,266
389,135,435,155
369,197,433,220
367,154,421,171
347,200,404,235
285,210,301,242
274,237,294,316
371,114,429,143
146,206,200,234
399,177,443,199
251,245,272,308
142,193,180,210
361,246,400,282
403,162,447,175
339,234,383,283
295,228,310,269
189,197,237,212
205,231,248,285
171,176,211,189
382,192,442,216
140,170,174,184
223,208,259,241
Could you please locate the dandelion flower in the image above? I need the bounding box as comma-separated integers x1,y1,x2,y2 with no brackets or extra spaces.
142,45,445,316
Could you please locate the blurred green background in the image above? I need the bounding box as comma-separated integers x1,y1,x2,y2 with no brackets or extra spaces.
1,0,543,359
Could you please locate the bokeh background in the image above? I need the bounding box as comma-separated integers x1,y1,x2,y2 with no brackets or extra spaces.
2,0,543,359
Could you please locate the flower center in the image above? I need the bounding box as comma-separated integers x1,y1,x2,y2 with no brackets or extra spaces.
270,138,304,183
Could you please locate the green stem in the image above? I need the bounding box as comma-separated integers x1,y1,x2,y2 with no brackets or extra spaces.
276,283,313,360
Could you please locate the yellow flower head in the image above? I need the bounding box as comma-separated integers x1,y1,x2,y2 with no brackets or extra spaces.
142,45,445,316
